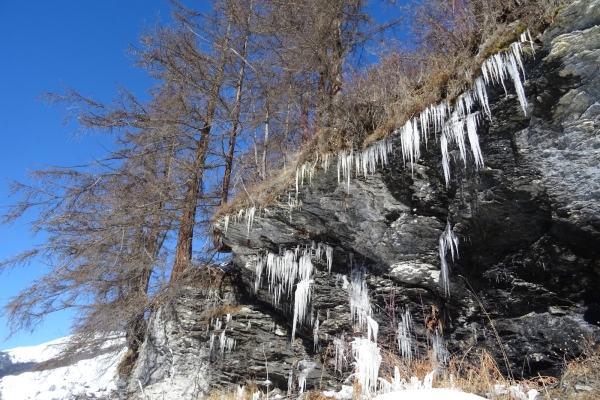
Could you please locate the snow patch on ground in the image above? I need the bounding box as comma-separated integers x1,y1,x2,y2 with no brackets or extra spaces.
0,336,126,400
376,389,487,400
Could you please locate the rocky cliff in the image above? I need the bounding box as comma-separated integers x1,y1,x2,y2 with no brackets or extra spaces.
121,1,600,398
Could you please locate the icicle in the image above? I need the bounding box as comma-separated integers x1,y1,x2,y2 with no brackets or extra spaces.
246,206,256,234
297,360,316,393
333,335,347,374
448,112,467,167
506,44,528,115
348,269,372,331
441,130,451,187
400,119,420,174
224,214,230,234
473,76,491,118
292,279,313,342
254,256,264,294
366,315,379,344
337,150,353,193
298,255,314,282
432,331,448,364
466,112,484,169
420,107,430,146
325,245,333,274
439,221,459,296
397,308,413,361
351,337,382,394
313,318,319,351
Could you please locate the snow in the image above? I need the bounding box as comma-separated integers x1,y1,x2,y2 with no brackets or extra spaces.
375,389,486,400
2,337,69,365
0,336,126,400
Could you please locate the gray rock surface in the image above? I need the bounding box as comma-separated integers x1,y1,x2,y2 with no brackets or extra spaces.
123,1,600,398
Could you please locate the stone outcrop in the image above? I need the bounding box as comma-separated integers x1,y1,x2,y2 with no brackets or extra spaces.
123,1,600,398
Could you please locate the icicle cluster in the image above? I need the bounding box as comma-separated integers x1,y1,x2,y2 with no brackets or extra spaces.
431,331,448,364
397,307,413,361
296,161,316,196
337,139,392,193
439,221,459,296
208,316,237,357
348,269,373,331
297,360,316,393
218,31,534,235
378,366,403,394
351,338,382,395
251,241,334,342
333,335,349,374
219,330,236,356
292,278,313,342
337,31,532,193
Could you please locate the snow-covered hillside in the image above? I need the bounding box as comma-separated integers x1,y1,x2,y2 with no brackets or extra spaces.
0,336,125,400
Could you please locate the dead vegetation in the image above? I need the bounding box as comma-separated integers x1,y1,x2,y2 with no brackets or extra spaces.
216,0,570,218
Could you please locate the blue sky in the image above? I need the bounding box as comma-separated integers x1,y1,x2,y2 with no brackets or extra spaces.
0,0,185,350
0,0,409,350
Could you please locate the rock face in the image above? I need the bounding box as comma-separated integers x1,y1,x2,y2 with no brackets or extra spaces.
123,1,600,398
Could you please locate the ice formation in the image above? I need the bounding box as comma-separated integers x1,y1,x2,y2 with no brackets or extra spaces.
337,140,392,193
431,331,448,364
333,335,349,374
296,161,315,196
297,360,316,393
263,31,531,202
439,221,459,296
246,206,256,234
348,269,372,331
313,318,320,351
292,278,313,341
219,330,236,356
325,245,334,274
397,308,413,361
351,337,382,394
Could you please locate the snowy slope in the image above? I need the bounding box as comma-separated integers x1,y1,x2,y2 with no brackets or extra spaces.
0,336,126,400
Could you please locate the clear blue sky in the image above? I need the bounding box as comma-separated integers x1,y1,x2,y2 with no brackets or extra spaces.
0,0,408,351
0,0,187,350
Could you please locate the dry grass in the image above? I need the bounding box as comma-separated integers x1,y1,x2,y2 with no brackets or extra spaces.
215,163,297,218
200,382,260,400
376,339,600,399
195,338,598,399
545,339,600,399
200,304,243,323
217,0,570,219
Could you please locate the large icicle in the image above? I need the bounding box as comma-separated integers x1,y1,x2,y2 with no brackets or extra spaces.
292,279,313,342
397,308,413,361
466,112,484,169
400,119,420,173
351,337,382,395
333,335,348,374
473,76,491,118
325,245,334,274
246,206,256,234
439,221,459,296
348,270,372,331
441,130,451,187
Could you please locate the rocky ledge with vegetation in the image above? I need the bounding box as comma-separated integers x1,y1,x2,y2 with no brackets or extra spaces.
119,0,600,399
